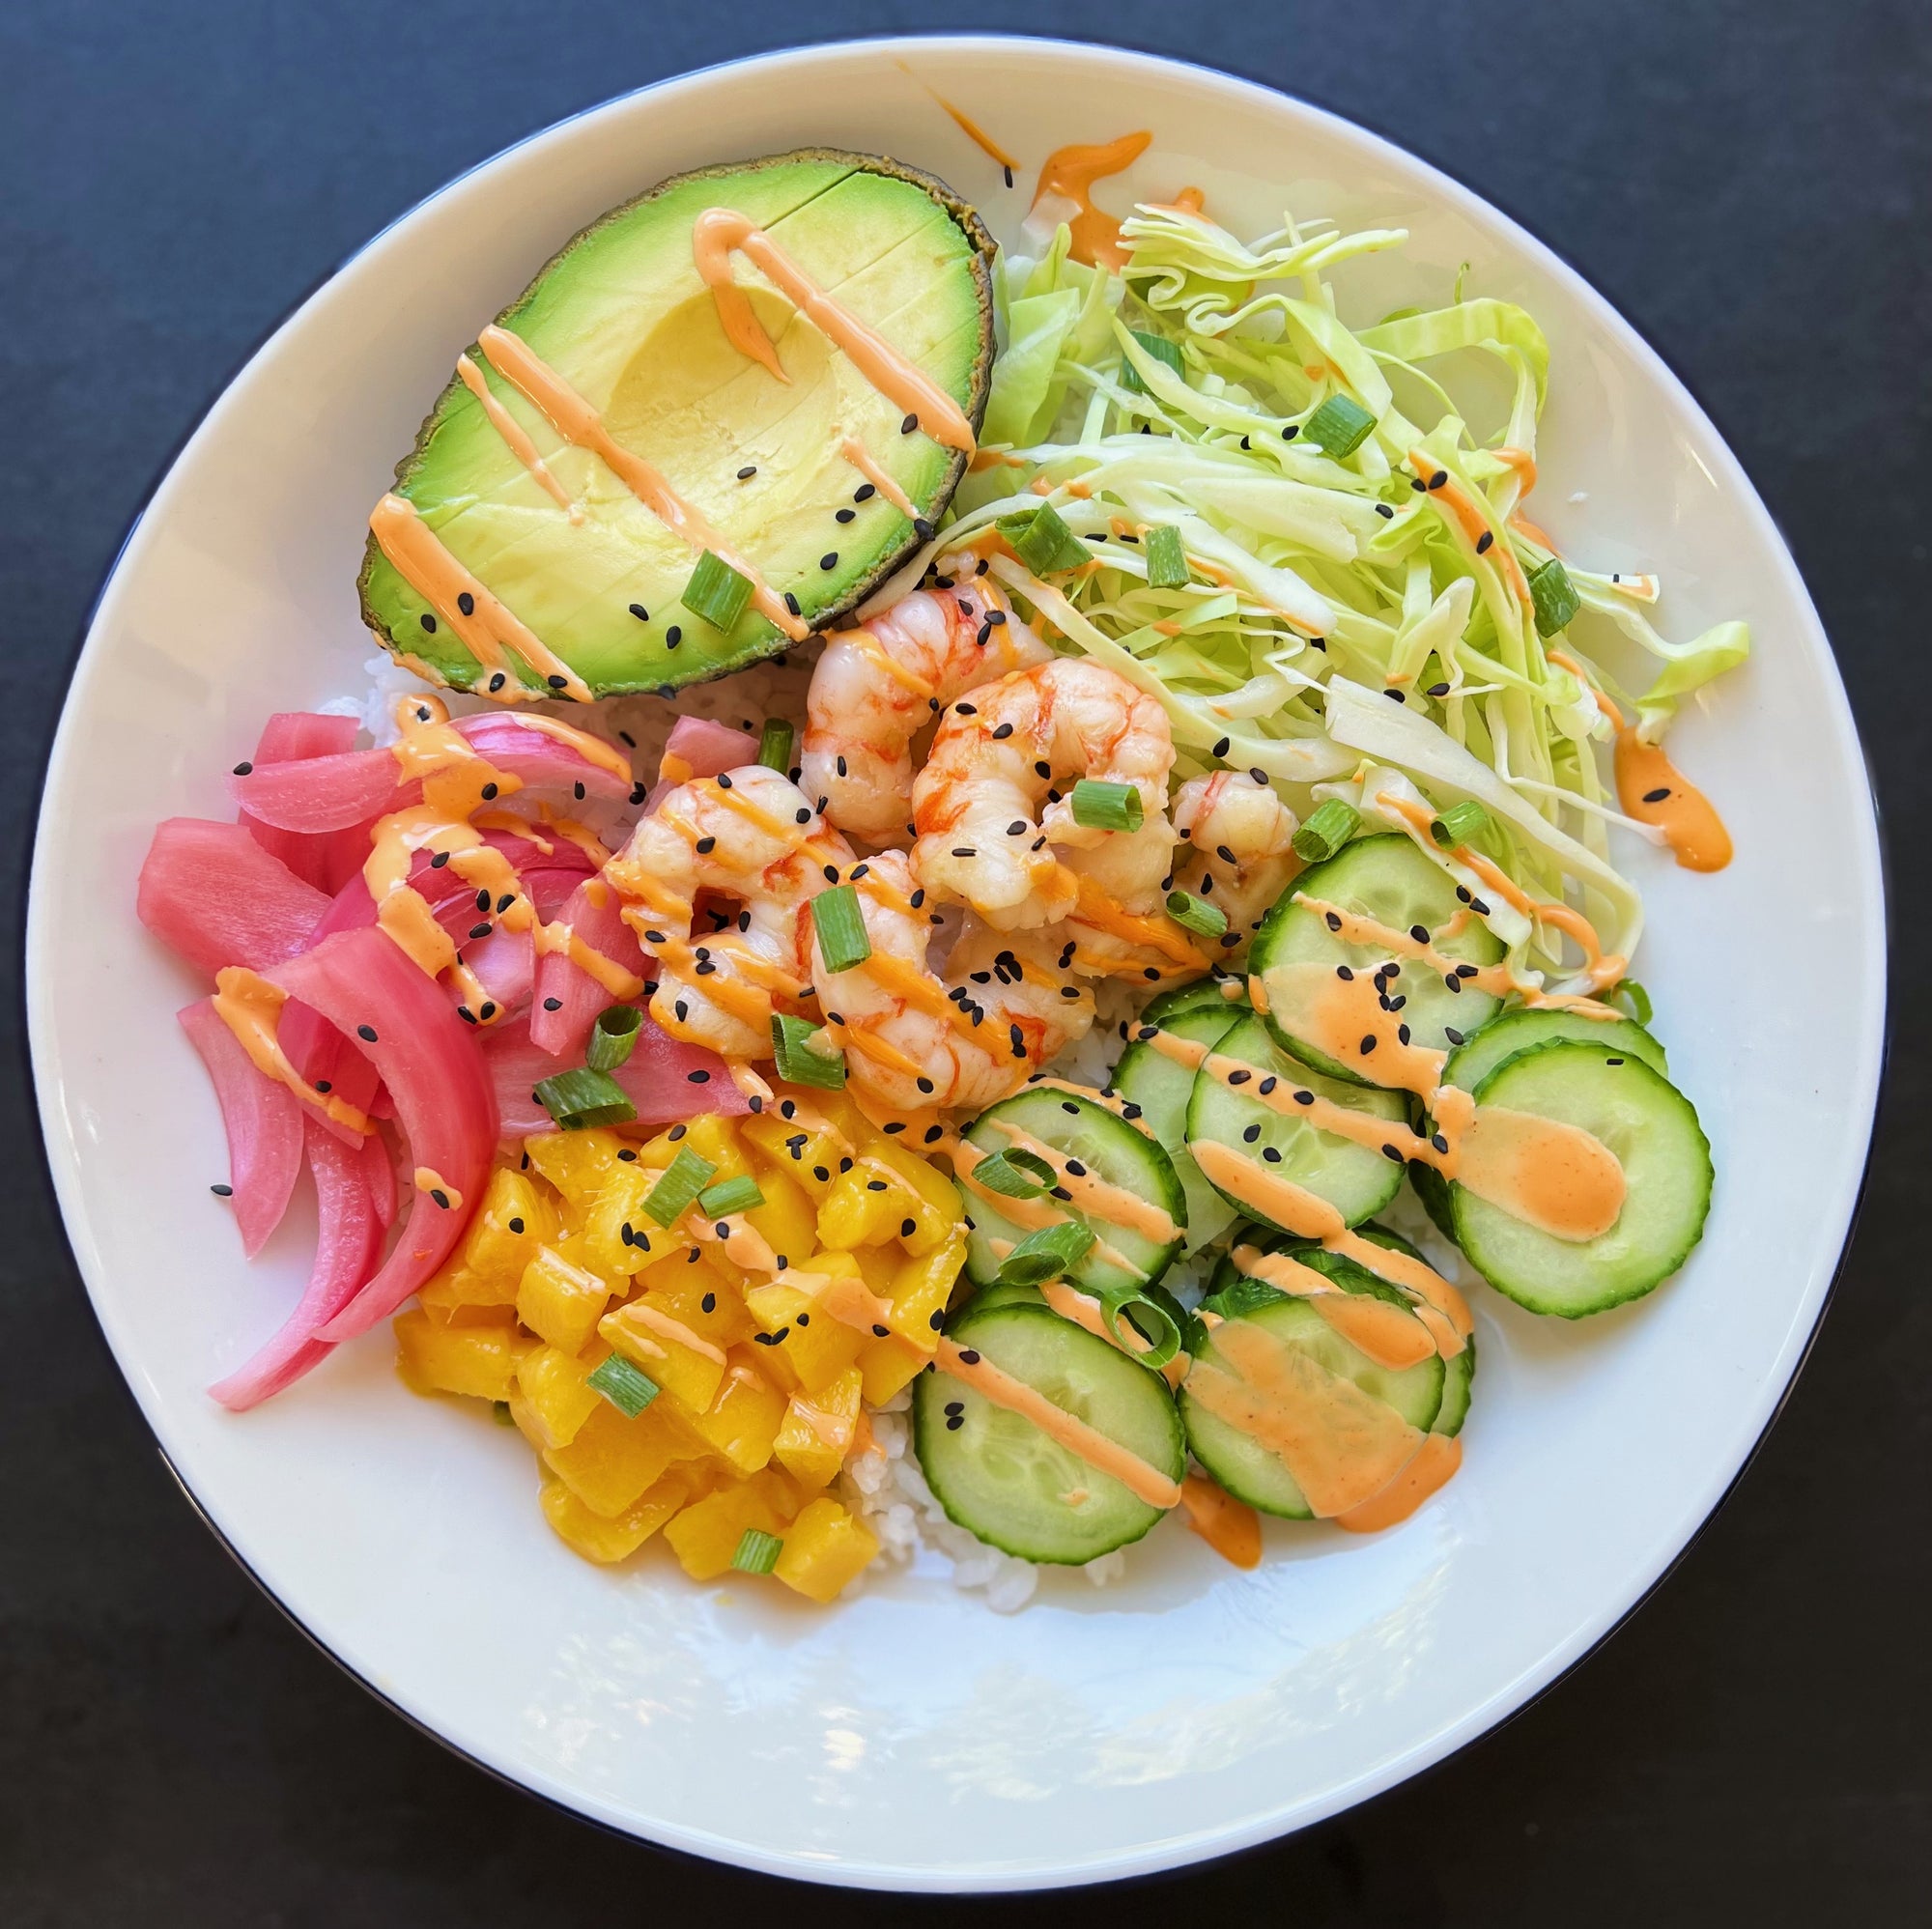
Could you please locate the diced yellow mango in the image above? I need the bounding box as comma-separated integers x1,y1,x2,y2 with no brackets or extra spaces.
600,1299,726,1416
663,1470,796,1581
681,1114,750,1179
862,1138,959,1255
394,1307,527,1402
541,1398,699,1518
774,1367,863,1489
773,1497,880,1603
857,1334,930,1405
741,1113,841,1202
684,1354,788,1475
517,1245,611,1355
743,1160,818,1267
512,1340,608,1450
743,1278,865,1395
419,1166,555,1309
540,1468,690,1563
573,1162,665,1281
417,1298,520,1329
524,1128,624,1210
815,1160,911,1250
886,1227,967,1351
639,1257,758,1351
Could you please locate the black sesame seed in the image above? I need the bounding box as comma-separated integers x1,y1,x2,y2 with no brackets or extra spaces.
1386,689,1406,703
469,922,493,940
356,1025,378,1043
836,507,856,525
480,781,498,801
696,836,716,854
1337,965,1354,981
1375,502,1395,520
1475,529,1494,554
1258,1075,1277,1095
210,1182,233,1197
1212,735,1231,757
915,518,935,541
420,613,438,634
1445,1027,1465,1045
946,1413,964,1430
1227,1068,1252,1086
1643,786,1671,804
687,1069,709,1083
929,1309,945,1329
1325,912,1343,931
1432,1133,1450,1154
1456,963,1480,978
1430,469,1448,490
784,592,802,617
951,846,976,858
991,723,1014,740
232,760,254,777
1428,682,1452,697
489,674,506,692
547,674,567,689
901,412,919,434
1242,1123,1262,1143
1263,1147,1283,1162
1360,1035,1378,1054
431,1188,450,1208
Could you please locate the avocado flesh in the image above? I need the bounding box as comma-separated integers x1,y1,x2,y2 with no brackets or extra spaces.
360,152,995,698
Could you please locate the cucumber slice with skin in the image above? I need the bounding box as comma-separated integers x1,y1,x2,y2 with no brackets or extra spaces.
1250,834,1505,1083
914,1303,1184,1563
1435,1330,1476,1437
1183,1012,1407,1232
1112,986,1250,1255
1450,1039,1712,1317
1410,1007,1669,1239
1179,1276,1445,1519
960,1088,1185,1296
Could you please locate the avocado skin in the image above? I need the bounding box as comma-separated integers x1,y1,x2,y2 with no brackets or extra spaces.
357,149,996,699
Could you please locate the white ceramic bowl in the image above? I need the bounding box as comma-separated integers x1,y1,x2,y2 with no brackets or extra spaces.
28,35,1884,1891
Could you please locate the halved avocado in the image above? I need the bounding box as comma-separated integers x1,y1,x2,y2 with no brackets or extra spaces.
359,150,996,698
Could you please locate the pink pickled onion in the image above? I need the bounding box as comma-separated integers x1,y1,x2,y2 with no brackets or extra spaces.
529,877,649,1059
180,998,305,1258
239,714,359,888
484,1010,747,1140
208,1117,385,1411
267,927,496,1343
140,821,331,978
641,716,760,813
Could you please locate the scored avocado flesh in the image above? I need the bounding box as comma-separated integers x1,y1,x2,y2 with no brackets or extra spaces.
359,151,996,698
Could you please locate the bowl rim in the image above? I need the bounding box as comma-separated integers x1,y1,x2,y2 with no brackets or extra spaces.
25,31,1889,1891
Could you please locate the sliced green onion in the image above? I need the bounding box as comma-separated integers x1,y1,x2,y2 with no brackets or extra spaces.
732,1527,784,1575
585,1003,642,1072
1528,557,1580,637
810,884,872,974
641,1145,718,1228
1292,798,1361,863
697,1174,765,1219
585,1353,661,1418
970,1148,1058,1199
1097,1284,1183,1371
1300,394,1378,459
1430,800,1491,850
1119,327,1185,394
996,502,1090,575
996,1221,1095,1288
771,1013,847,1090
1612,979,1654,1025
1069,779,1144,832
1144,523,1190,590
757,718,794,773
1166,890,1229,940
682,550,754,632
533,1066,637,1131
492,1399,515,1426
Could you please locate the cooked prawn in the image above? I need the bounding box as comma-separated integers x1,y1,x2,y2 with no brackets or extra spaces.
910,658,1177,931
1171,771,1301,956
800,850,1094,1111
800,582,1053,843
606,765,853,1058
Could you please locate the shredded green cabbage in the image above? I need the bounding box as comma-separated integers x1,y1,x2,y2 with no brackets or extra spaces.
940,199,1748,997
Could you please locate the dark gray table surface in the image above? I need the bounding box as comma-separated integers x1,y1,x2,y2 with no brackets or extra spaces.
3,2,1925,1921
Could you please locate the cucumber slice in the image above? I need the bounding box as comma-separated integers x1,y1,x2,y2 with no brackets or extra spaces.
1179,1272,1445,1519
1250,834,1505,1081
1411,1007,1669,1240
1435,1330,1476,1437
1449,1039,1712,1317
1137,974,1250,1026
1182,1012,1407,1231
960,1088,1185,1295
914,1303,1184,1563
1112,985,1250,1254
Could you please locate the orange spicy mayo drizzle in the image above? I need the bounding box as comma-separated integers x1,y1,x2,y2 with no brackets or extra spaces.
1405,449,1532,603
367,495,591,701
455,353,582,523
935,1337,1182,1509
413,1166,463,1209
211,968,375,1136
987,1120,1178,1244
1032,131,1151,270
1179,1473,1262,1567
474,324,809,643
690,210,977,455
1229,1241,1438,1374
1187,1318,1424,1518
948,1138,1146,1277
839,436,919,519
1037,1277,1189,1389
1334,1432,1462,1534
